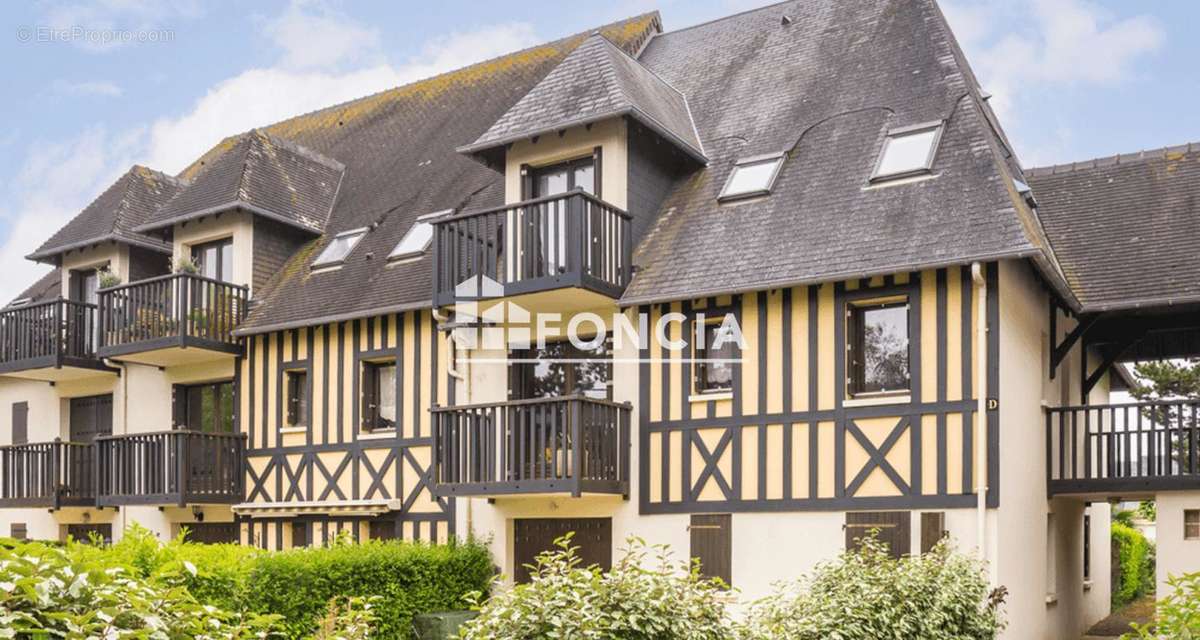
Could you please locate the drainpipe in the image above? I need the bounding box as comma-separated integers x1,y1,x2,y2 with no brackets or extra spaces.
970,263,989,577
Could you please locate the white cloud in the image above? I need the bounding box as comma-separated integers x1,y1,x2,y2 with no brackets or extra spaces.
0,126,144,300
53,80,124,97
943,0,1164,122
0,2,539,301
265,1,381,70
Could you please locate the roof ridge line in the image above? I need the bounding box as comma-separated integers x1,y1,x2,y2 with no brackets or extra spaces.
1026,141,1200,177
654,0,796,38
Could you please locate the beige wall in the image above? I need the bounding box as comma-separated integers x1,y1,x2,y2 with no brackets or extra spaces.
1156,491,1200,597
172,211,255,289
504,117,628,208
59,242,128,296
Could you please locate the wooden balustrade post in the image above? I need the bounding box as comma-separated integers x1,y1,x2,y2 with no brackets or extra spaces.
175,433,189,507
571,398,583,497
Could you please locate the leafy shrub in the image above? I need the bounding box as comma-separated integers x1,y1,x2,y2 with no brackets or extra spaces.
461,534,735,640
313,595,382,639
737,537,1005,640
1112,522,1155,607
1125,572,1200,639
0,539,280,638
246,538,493,639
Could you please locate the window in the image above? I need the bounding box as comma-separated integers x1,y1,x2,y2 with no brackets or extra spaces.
509,336,612,400
10,523,26,540
175,382,234,433
389,211,448,261
1046,513,1057,598
690,514,732,586
694,320,738,394
847,299,910,396
361,360,397,431
1083,511,1092,581
369,518,398,541
1186,509,1200,540
11,402,27,445
872,123,942,181
313,228,367,267
845,511,910,559
285,370,308,428
69,267,102,303
719,154,784,200
529,156,596,197
191,238,234,282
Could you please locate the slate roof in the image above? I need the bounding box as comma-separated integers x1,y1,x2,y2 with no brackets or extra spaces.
28,165,180,262
137,130,345,234
620,0,1066,305
1027,143,1200,312
225,14,663,333
460,33,706,164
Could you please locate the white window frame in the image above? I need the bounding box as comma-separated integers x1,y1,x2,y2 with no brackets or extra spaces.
870,121,944,182
718,152,786,201
388,210,451,261
312,227,368,268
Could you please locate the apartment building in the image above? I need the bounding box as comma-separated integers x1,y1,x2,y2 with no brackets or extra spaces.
2,2,1199,638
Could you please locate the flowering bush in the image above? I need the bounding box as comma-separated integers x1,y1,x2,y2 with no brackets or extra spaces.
0,539,280,638
461,534,735,640
736,537,1005,640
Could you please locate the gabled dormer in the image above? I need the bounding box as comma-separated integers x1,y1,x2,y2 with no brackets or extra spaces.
434,33,705,311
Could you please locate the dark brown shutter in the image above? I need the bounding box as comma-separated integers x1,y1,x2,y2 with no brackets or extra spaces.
292,521,309,548
11,402,28,445
920,512,946,554
520,164,533,200
845,511,911,559
690,514,732,586
171,385,186,429
513,518,612,583
10,523,26,540
286,372,299,426
592,146,603,199
361,364,378,431
369,518,398,541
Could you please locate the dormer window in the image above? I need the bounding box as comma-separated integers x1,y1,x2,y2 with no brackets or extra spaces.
388,211,449,261
871,123,943,182
719,153,784,201
313,227,367,268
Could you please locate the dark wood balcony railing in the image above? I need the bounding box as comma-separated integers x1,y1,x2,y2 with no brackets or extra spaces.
431,190,633,306
431,395,631,497
98,273,248,358
95,430,245,506
0,440,96,508
0,299,106,374
1047,400,1200,495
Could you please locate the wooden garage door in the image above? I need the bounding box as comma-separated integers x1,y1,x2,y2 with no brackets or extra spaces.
514,518,612,583
845,511,911,559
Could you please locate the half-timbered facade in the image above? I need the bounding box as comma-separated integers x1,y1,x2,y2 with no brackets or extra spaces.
3,2,1199,639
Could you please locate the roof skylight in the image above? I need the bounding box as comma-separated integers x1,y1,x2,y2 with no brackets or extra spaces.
872,123,943,181
313,227,367,267
389,211,449,261
719,153,785,201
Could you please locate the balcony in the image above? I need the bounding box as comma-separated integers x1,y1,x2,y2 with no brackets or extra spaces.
0,440,96,508
0,299,116,381
95,430,245,507
1047,400,1200,497
97,273,248,366
431,395,631,497
431,190,632,313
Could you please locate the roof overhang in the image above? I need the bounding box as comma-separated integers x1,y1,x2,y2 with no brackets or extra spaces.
26,233,173,263
232,499,401,518
457,107,708,167
133,201,325,236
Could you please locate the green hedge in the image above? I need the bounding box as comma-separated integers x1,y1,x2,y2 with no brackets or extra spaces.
246,539,493,639
1111,522,1155,607
23,525,493,638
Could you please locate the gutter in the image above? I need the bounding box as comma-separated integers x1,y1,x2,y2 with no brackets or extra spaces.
970,262,992,582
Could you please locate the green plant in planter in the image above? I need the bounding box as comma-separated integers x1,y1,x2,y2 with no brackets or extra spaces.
175,256,200,274
97,268,122,289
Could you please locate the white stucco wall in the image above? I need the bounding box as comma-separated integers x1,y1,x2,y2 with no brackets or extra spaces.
1155,491,1200,597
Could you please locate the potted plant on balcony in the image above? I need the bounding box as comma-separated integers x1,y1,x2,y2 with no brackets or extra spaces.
97,268,121,289
174,257,199,275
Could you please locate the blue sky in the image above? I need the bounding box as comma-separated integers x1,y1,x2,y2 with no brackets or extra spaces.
0,0,1195,301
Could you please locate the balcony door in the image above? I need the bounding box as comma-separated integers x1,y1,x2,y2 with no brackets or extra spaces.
191,238,233,283
521,155,597,278
68,394,113,444
174,381,235,490
68,267,103,354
